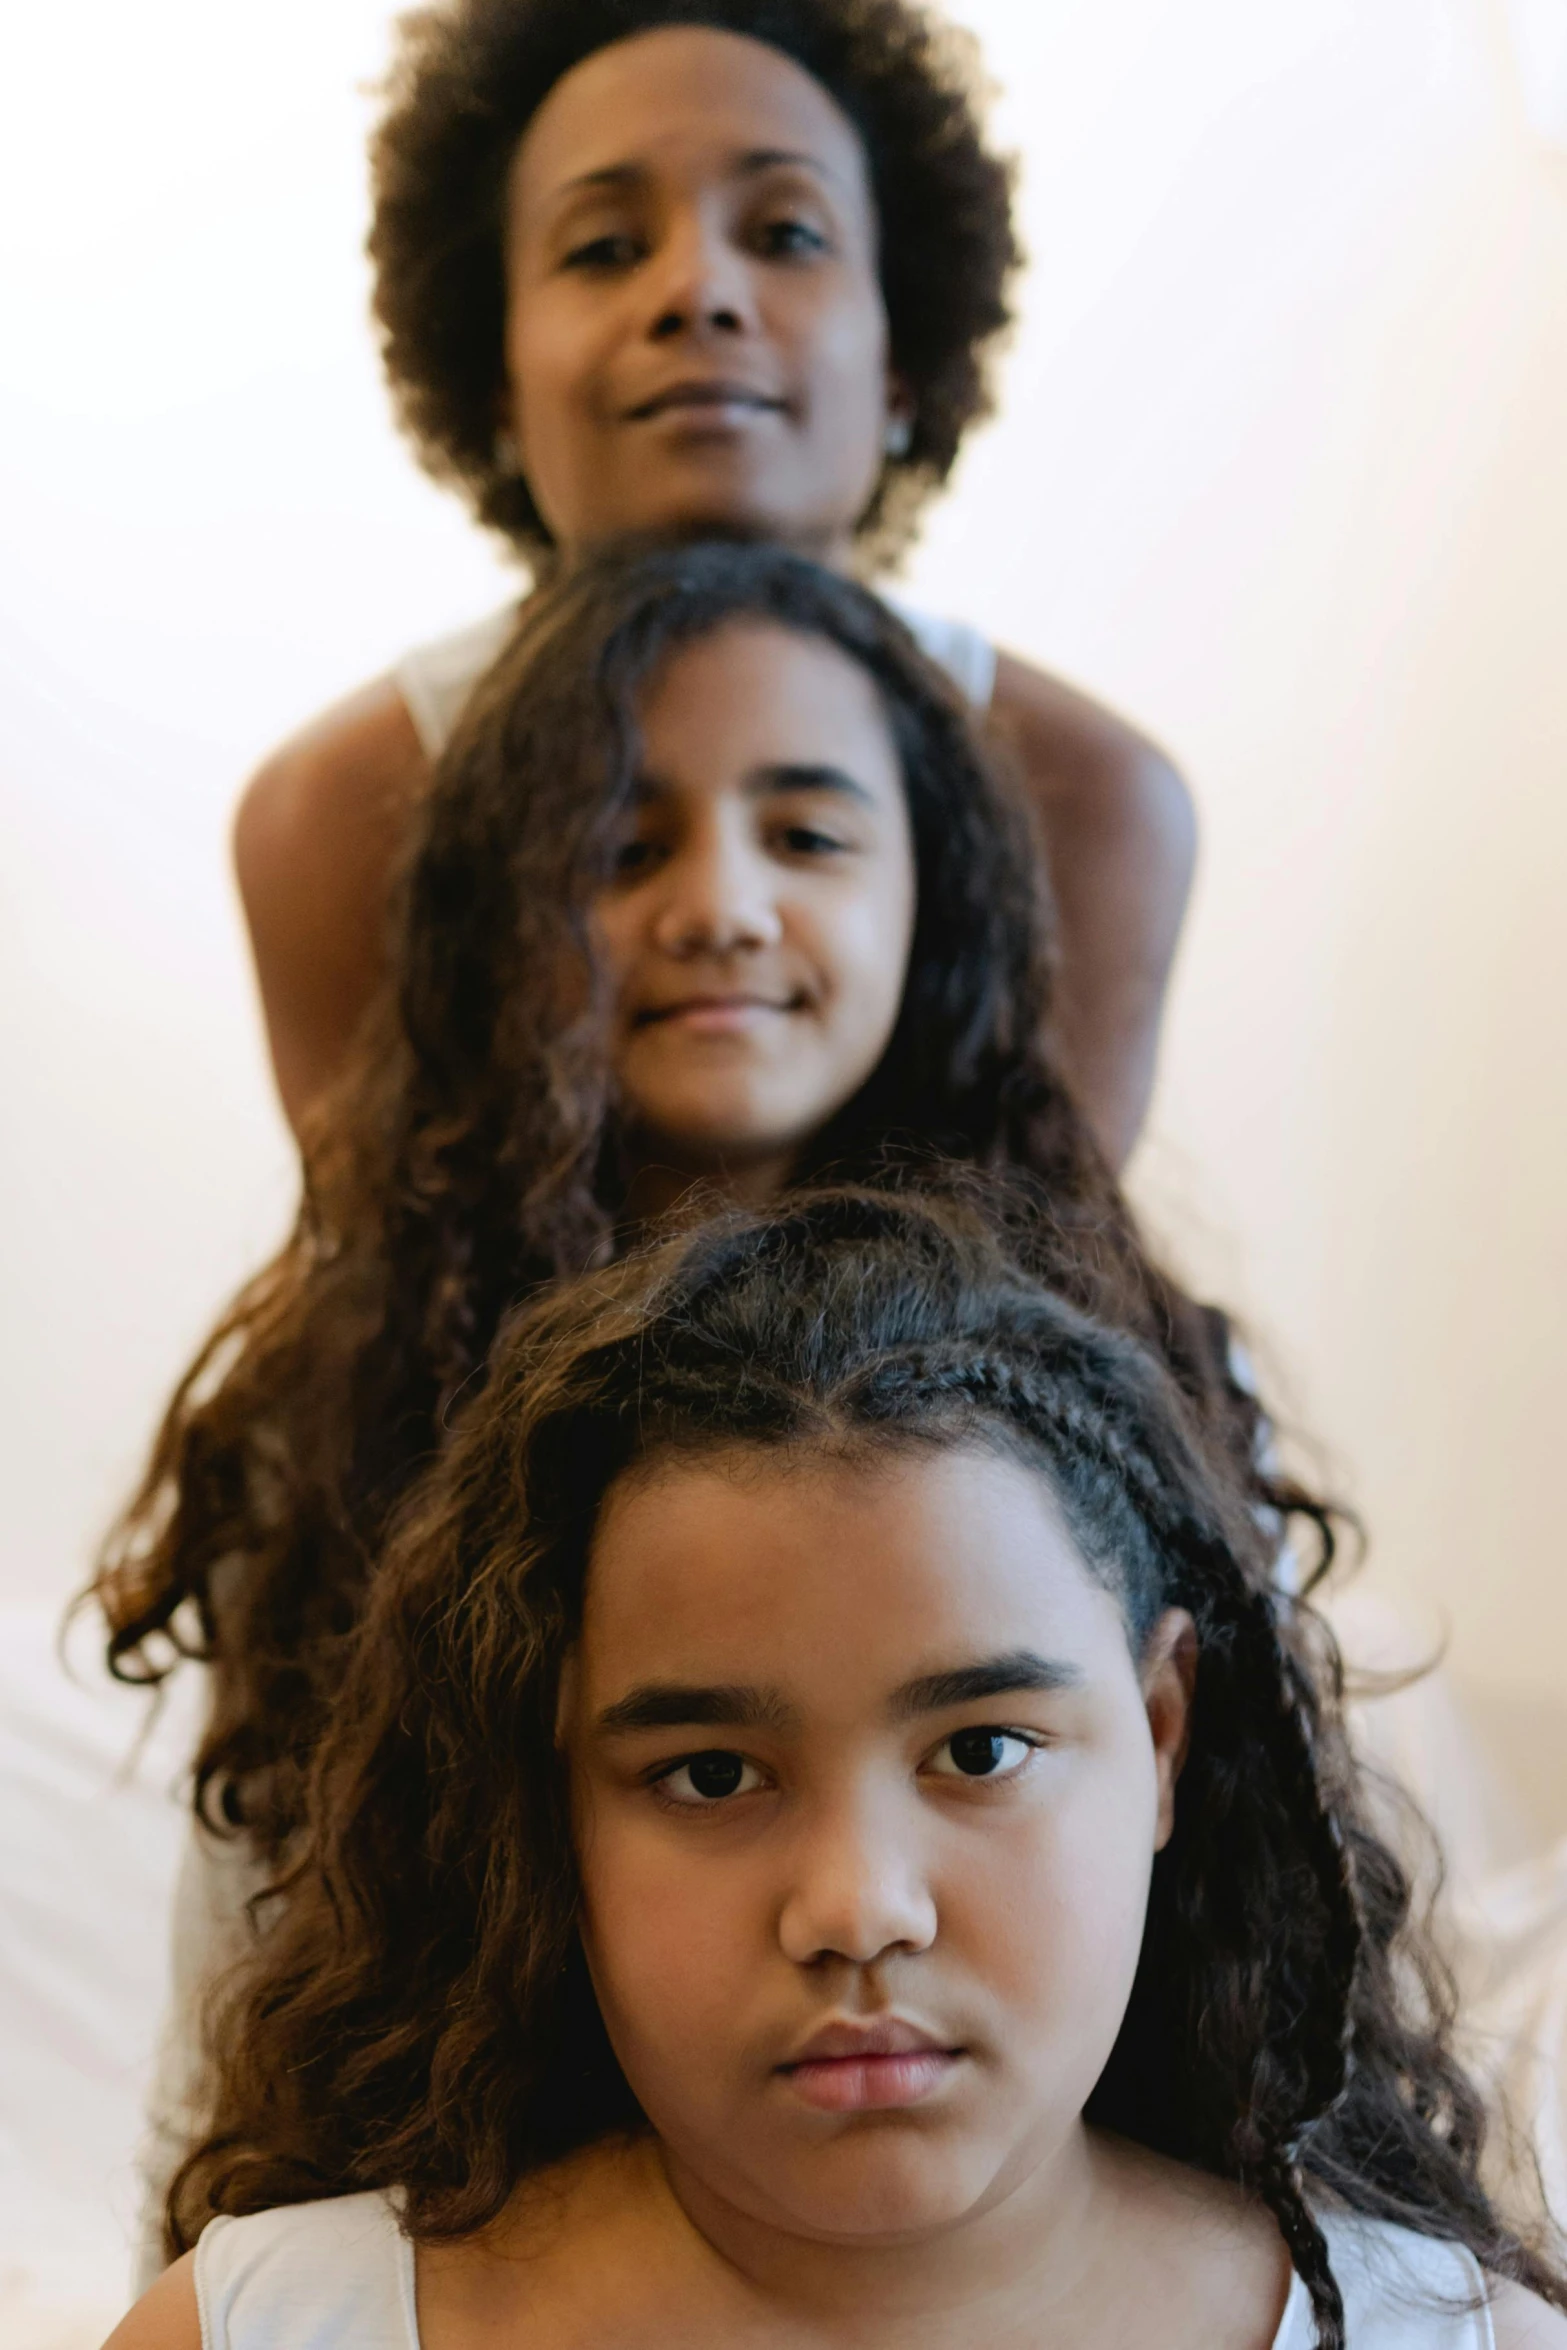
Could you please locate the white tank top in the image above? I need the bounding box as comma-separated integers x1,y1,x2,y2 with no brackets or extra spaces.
194,2188,1499,2349
393,595,999,763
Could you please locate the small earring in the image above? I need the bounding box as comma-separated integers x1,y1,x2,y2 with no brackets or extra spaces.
883,414,913,460
494,430,521,475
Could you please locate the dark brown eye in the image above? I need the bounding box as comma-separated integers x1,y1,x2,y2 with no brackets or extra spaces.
950,1728,1006,1776
657,1750,763,1806
930,1728,1036,1780
758,217,828,258
688,1752,745,1798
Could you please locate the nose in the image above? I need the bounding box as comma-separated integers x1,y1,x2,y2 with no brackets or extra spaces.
644,208,758,343
650,826,783,958
777,1786,938,1969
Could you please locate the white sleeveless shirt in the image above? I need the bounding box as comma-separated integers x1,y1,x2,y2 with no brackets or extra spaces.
393,595,998,761
193,2188,1498,2349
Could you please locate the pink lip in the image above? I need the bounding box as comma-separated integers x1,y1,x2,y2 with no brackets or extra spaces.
779,2018,964,2113
636,995,796,1033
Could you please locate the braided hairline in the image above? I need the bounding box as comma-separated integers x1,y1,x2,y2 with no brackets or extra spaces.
790,1338,1362,2350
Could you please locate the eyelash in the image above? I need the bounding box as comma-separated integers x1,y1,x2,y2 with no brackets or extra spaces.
647,1728,1047,1811
561,215,832,275
606,824,851,879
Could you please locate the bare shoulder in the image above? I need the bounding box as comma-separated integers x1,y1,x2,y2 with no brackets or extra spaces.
233,673,429,902
232,674,431,1129
990,650,1177,774
987,651,1195,893
1490,2277,1567,2348
99,2251,202,2350
1090,2134,1290,2349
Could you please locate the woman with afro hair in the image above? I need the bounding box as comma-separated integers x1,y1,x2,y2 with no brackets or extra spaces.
235,0,1196,1170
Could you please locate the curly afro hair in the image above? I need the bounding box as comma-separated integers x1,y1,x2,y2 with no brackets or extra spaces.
368,0,1020,564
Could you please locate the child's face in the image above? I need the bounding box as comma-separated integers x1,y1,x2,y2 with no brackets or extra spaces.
562,1443,1193,2246
504,27,902,560
590,619,916,1184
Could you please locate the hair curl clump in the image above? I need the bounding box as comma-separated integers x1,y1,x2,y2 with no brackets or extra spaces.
169,1186,1565,2349
369,0,1020,561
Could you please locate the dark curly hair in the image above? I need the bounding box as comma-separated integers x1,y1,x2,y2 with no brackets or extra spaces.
93,541,1304,1863
168,1186,1564,2348
369,0,1019,557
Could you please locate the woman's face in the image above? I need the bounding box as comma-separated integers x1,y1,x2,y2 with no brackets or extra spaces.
562,1442,1193,2247
590,619,916,1188
504,27,904,559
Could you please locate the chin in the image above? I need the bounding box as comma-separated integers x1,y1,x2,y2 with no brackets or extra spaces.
765,2136,1000,2245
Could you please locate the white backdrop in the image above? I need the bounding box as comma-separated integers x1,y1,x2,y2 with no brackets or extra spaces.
3,0,1567,2332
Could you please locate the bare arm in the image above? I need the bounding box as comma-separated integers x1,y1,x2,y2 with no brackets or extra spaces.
233,677,432,1136
99,2252,202,2350
987,654,1196,1171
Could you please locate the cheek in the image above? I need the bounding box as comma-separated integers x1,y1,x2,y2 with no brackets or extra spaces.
958,1755,1161,2059
576,1813,755,2070
587,900,636,1001
792,271,889,395
820,881,914,1037
505,294,598,457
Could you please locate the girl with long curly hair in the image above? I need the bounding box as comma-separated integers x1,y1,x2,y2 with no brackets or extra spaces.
98,541,1304,2264
106,1188,1566,2350
238,0,1194,1167
101,539,1279,1863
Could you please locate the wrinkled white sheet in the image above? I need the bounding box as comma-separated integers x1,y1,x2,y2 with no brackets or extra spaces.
0,1605,201,2350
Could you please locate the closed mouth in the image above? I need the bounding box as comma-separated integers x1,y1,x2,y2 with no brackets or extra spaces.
778,2018,965,2112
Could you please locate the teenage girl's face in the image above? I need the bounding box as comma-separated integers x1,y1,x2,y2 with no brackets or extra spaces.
590,619,916,1188
504,27,904,559
562,1444,1194,2247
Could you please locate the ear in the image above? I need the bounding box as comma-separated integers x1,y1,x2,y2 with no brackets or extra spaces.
1141,1609,1197,1852
883,370,915,458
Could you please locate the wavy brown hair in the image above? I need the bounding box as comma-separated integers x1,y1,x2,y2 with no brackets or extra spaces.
171,1187,1563,2349
94,541,1304,1859
369,0,1020,559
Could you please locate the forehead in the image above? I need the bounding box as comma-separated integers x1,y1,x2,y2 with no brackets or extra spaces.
634,618,903,793
511,25,874,214
579,1444,1128,1706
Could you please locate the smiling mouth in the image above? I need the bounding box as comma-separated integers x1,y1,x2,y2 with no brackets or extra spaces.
633,994,801,1029
626,382,788,423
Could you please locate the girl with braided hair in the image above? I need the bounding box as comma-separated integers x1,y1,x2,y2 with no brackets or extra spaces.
106,1187,1566,2349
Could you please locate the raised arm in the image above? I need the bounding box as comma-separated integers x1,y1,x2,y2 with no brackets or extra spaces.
988,654,1196,1171
233,677,432,1135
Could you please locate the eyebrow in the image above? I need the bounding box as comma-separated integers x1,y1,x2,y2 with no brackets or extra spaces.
594,1650,1082,1738
888,1650,1086,1719
556,147,840,202
628,762,879,808
595,1681,799,1736
747,761,877,805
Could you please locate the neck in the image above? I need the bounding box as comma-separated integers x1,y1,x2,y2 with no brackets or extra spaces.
558,521,860,575
657,2121,1115,2336
621,1146,797,1233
